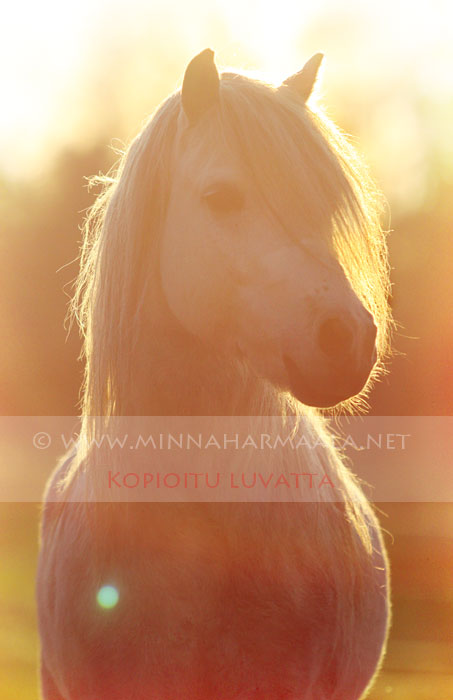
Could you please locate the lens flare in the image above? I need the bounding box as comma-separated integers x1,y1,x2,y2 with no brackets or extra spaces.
97,585,119,609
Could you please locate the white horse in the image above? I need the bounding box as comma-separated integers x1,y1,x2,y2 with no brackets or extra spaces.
37,49,392,699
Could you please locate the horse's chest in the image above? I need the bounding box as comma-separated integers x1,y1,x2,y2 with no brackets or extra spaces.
38,502,388,699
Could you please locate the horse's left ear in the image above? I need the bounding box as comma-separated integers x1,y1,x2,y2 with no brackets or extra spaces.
282,53,324,102
181,48,220,125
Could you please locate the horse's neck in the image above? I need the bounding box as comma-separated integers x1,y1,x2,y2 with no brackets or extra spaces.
132,314,281,417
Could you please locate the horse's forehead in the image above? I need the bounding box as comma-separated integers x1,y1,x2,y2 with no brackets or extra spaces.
174,125,244,188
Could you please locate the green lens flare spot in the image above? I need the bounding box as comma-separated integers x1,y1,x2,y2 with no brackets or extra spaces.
97,585,119,609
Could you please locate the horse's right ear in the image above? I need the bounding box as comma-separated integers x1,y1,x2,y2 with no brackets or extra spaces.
181,48,220,126
282,53,324,102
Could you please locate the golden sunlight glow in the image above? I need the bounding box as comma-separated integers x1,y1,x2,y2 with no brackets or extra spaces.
2,3,453,699
1,0,452,198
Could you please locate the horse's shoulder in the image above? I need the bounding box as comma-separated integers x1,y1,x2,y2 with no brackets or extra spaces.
44,450,76,500
40,449,78,534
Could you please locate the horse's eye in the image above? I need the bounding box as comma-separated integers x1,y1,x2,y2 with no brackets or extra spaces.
202,183,245,214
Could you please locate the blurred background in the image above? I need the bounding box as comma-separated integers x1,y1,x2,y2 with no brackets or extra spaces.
1,0,452,697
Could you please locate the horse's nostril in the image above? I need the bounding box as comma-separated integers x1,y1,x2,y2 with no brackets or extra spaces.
318,317,354,359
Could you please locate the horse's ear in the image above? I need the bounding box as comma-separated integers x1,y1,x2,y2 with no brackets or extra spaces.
181,48,220,125
282,53,324,102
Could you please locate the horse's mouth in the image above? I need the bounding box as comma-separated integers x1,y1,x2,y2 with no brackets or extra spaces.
283,354,370,408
